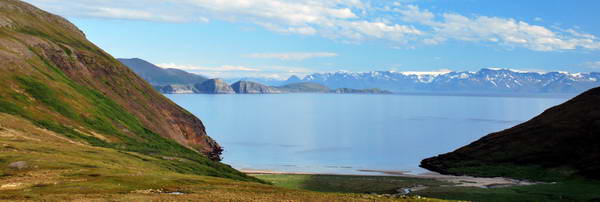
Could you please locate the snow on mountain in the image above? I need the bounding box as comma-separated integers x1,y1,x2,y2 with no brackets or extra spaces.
291,68,600,94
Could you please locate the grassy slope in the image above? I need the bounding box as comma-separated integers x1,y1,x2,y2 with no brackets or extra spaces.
254,174,600,202
0,0,251,182
0,48,254,182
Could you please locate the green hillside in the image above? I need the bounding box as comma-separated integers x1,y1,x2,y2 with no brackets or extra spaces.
0,0,253,182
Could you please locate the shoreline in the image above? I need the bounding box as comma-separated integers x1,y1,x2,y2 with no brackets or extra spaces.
241,168,539,188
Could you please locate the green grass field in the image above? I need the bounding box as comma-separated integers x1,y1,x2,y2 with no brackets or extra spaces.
253,174,600,202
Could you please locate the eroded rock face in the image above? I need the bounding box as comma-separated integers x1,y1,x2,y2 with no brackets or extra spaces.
421,87,600,179
194,79,235,94
231,81,281,94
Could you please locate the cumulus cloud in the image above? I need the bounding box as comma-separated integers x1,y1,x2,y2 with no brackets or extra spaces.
157,63,312,79
393,4,600,51
23,0,600,51
244,52,338,60
24,0,420,42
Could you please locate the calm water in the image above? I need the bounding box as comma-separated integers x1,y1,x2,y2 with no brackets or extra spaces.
166,93,570,175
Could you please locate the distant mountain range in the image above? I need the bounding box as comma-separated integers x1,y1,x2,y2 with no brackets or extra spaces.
119,58,600,95
290,69,600,94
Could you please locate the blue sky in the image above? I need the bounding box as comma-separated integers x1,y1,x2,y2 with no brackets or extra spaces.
24,0,600,79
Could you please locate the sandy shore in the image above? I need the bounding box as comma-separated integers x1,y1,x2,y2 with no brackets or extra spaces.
241,168,538,188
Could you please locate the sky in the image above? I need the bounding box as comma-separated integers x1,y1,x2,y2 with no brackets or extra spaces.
23,0,600,79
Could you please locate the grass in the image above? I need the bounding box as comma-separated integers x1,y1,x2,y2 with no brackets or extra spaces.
254,174,600,202
253,174,452,194
445,164,574,182
16,76,77,119
0,96,25,116
417,181,600,202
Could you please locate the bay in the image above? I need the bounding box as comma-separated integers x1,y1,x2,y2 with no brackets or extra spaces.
166,93,570,175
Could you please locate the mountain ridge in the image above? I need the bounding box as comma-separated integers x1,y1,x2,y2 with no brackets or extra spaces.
117,58,208,86
294,69,600,94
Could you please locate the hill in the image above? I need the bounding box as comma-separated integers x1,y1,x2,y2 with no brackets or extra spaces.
0,0,254,183
118,58,208,86
275,82,331,93
421,87,600,181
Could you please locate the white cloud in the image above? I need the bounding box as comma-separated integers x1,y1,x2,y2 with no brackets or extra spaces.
157,63,313,79
244,52,338,60
22,0,600,51
24,0,420,42
392,4,600,51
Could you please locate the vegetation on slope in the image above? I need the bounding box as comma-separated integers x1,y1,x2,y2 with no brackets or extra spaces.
1,0,223,160
0,0,251,181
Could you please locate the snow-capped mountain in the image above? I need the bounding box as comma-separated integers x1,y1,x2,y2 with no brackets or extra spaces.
289,68,600,94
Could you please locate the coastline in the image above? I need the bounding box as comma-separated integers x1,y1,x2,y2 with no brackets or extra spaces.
241,168,539,188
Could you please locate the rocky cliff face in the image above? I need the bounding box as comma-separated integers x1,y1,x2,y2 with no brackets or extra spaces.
421,87,600,180
231,81,282,94
0,0,221,160
194,79,235,94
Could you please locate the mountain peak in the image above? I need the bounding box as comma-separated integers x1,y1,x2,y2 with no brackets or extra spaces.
299,69,600,94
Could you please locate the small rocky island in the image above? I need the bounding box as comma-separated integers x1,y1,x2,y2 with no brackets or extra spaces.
231,81,282,94
194,79,236,94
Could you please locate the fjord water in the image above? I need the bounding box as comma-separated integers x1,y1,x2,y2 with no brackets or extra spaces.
166,94,570,175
